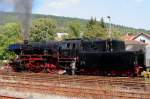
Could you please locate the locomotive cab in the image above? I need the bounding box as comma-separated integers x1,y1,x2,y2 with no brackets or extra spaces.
58,39,81,74
58,39,82,57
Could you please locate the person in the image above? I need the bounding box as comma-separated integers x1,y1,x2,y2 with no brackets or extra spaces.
135,65,143,76
107,39,113,52
70,58,76,75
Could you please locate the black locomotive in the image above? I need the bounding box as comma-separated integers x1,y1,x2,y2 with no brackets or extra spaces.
8,39,145,76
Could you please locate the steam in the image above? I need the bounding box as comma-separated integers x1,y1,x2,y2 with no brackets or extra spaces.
0,0,34,41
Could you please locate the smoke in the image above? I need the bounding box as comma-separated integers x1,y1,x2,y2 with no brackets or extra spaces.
0,0,34,41
15,0,33,41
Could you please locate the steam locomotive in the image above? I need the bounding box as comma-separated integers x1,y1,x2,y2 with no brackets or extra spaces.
8,39,145,76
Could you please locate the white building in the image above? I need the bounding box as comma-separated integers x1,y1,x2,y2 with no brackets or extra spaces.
132,33,150,44
124,33,150,68
57,32,68,38
132,33,150,67
56,32,69,40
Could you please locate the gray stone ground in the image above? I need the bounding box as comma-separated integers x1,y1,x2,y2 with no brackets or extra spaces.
0,88,83,99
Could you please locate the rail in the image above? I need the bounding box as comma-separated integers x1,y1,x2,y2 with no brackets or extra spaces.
0,81,149,99
0,95,24,99
0,72,150,99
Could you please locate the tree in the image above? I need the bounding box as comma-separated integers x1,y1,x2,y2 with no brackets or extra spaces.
2,23,22,41
100,17,105,28
86,17,97,29
0,23,21,59
84,17,107,39
68,21,82,38
30,18,57,42
110,28,123,39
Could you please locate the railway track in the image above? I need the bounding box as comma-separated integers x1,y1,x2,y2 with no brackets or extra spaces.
0,72,149,86
0,95,24,99
0,72,150,99
0,72,149,91
0,81,150,99
0,72,146,82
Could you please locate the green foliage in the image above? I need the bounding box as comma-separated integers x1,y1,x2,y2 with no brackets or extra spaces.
0,23,22,59
2,23,22,40
68,21,82,38
110,27,124,39
1,12,150,35
84,17,107,39
100,18,106,28
0,11,150,60
30,18,57,41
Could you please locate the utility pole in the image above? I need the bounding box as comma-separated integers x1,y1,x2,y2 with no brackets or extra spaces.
45,26,48,54
45,26,49,41
107,16,112,39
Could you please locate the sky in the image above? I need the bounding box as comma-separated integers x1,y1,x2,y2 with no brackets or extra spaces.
0,0,150,30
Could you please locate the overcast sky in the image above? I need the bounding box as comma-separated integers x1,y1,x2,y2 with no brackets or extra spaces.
0,0,150,30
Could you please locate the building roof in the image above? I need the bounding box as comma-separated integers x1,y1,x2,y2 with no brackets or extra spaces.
132,33,150,40
123,35,134,41
125,40,146,45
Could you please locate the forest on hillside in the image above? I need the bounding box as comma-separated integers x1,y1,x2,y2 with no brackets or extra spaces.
0,11,150,60
1,12,150,35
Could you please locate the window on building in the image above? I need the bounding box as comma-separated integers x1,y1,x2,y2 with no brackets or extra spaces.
140,39,145,43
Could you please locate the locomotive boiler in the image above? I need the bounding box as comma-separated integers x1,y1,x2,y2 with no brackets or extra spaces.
8,39,145,76
8,41,60,73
